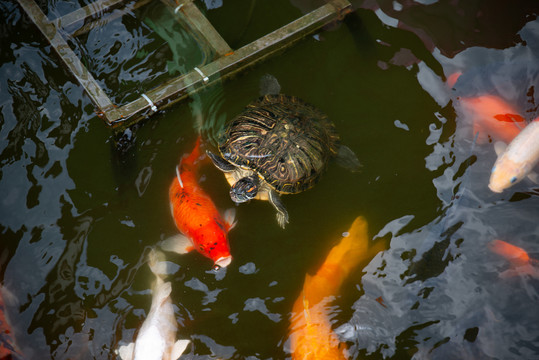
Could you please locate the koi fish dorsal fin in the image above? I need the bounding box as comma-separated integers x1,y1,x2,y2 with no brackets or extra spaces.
493,114,526,124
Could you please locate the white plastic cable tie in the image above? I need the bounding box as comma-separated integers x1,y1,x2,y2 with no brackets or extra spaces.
174,4,184,13
194,67,209,83
141,94,157,112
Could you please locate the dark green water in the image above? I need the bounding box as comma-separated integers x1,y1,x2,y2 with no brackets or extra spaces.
1,0,539,359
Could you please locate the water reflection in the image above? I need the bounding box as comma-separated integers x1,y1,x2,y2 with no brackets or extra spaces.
336,10,539,358
27,211,92,351
23,200,149,358
362,0,539,58
1,0,539,358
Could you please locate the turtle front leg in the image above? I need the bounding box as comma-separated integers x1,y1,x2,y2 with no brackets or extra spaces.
268,189,289,228
207,150,236,172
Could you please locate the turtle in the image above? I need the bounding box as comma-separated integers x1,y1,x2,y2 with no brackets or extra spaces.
207,94,361,228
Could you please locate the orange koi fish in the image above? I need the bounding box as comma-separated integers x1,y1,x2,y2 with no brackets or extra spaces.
288,216,385,359
162,136,236,269
488,240,539,279
458,94,525,144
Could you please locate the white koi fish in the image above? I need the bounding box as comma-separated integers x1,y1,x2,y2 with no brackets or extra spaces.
118,250,190,360
489,119,539,192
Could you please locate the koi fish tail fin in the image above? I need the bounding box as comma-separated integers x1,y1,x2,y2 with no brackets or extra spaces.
191,136,204,162
179,136,205,170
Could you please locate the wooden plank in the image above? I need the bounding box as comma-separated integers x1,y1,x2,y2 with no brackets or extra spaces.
106,0,352,128
161,0,232,57
52,0,129,29
58,0,154,37
19,0,352,129
17,0,115,112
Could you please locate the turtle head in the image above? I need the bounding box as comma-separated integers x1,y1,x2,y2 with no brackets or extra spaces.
230,176,259,203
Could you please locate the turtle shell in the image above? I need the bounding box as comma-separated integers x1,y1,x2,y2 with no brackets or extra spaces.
218,94,340,194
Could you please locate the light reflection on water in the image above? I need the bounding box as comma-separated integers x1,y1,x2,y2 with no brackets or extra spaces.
0,0,538,359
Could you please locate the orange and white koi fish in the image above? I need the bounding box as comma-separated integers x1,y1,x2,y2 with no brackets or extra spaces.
458,94,525,144
288,216,385,360
118,250,190,360
489,118,539,192
488,240,539,279
163,136,236,269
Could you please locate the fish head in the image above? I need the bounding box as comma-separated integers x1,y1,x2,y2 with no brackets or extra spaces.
230,176,259,203
214,255,232,269
195,222,233,268
207,233,232,268
489,156,530,192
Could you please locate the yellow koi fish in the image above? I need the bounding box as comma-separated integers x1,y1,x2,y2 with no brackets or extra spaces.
288,216,385,359
489,118,539,192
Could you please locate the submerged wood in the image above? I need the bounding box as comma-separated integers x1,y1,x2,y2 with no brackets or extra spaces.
17,0,115,113
17,0,352,130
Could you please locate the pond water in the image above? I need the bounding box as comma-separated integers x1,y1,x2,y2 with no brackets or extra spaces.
1,0,539,359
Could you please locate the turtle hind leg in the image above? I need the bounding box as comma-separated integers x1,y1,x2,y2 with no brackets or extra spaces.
268,189,289,229
207,150,236,172
335,145,362,172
